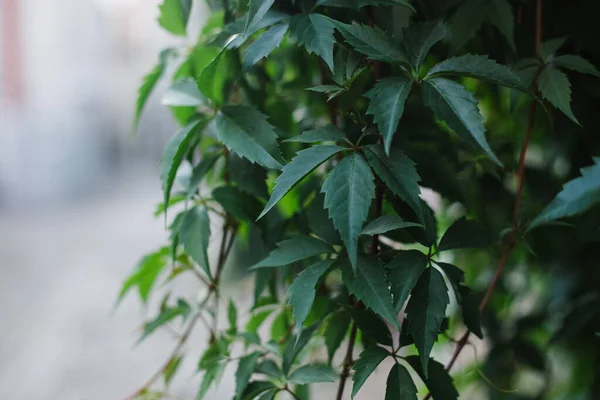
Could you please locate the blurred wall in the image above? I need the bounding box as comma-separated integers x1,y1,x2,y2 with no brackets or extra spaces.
0,0,208,208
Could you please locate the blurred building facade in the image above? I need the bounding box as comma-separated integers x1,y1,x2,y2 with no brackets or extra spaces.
0,0,207,208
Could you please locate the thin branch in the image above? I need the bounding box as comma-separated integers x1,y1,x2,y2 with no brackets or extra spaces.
122,315,199,400
335,324,358,400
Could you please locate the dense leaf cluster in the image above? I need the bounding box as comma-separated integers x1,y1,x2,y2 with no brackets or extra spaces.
121,0,600,399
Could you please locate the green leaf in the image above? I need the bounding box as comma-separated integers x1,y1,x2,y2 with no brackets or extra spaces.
245,0,276,33
538,66,580,124
386,250,427,312
289,14,336,72
459,285,483,339
288,364,337,384
385,363,418,400
257,389,278,400
163,355,183,386
118,247,169,304
316,0,414,9
529,158,600,229
160,120,203,214
426,54,522,89
288,260,334,335
235,352,262,400
422,77,502,166
403,21,447,73
346,307,392,345
212,185,263,221
197,362,226,399
361,215,421,235
540,37,567,61
162,78,205,107
133,49,174,134
487,0,516,51
351,346,390,398
334,22,407,64
243,22,289,69
228,299,238,334
197,50,235,106
553,55,600,77
307,192,341,245
186,152,222,198
448,0,485,51
216,105,283,170
230,154,269,199
180,206,213,281
324,311,351,363
141,299,191,341
406,356,458,400
252,235,333,269
259,145,345,219
256,360,281,378
363,145,424,225
246,309,274,333
365,77,413,154
241,381,277,400
157,0,192,36
343,256,399,328
322,153,375,268
307,84,346,101
284,125,348,144
406,267,449,375
282,323,321,374
437,217,491,252
435,262,464,287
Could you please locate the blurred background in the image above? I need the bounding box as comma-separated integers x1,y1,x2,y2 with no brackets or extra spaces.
0,0,210,399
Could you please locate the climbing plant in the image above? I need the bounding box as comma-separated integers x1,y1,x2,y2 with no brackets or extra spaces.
120,0,600,399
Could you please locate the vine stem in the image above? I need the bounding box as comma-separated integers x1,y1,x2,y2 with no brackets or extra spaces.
422,1,542,398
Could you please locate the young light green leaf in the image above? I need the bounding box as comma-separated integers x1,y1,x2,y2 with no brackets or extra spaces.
385,363,418,400
386,250,427,312
245,0,276,33
540,37,567,61
363,145,424,224
160,120,203,213
212,185,263,221
529,158,600,229
162,78,205,107
538,66,580,124
215,105,283,170
344,255,399,328
334,22,407,64
448,0,485,51
118,247,170,304
406,268,449,375
158,0,192,36
325,311,351,363
426,54,522,89
235,352,261,400
246,309,274,333
365,77,413,154
437,217,491,252
351,346,390,398
322,153,375,268
228,299,238,334
259,145,345,219
288,260,334,336
284,125,348,144
362,215,421,236
403,21,447,72
180,206,213,281
287,364,337,384
289,14,336,72
422,77,502,166
459,285,483,339
133,49,175,134
140,299,191,341
554,55,600,77
243,22,289,69
406,356,459,400
252,235,333,269
164,355,183,386
487,0,516,51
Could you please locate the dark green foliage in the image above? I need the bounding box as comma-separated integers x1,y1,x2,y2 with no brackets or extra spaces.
123,1,600,399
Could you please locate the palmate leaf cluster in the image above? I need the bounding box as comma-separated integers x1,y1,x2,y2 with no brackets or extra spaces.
120,0,600,399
